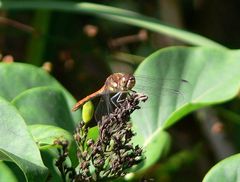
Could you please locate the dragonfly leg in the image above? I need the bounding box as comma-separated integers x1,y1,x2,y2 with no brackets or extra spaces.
111,92,127,108
130,89,136,93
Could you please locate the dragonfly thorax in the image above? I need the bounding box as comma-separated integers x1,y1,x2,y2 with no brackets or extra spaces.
105,73,136,92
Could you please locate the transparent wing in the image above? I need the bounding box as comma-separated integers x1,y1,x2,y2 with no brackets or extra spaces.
95,74,190,122
94,92,115,122
133,75,190,108
94,92,129,122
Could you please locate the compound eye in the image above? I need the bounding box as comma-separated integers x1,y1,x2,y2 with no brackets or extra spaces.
130,77,135,82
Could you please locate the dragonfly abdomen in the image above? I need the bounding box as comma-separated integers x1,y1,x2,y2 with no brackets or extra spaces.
72,86,105,111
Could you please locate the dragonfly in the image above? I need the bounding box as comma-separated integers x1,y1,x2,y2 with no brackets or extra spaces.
72,72,188,122
72,73,136,112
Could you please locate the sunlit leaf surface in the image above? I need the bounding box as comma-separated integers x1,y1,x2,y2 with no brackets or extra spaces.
203,153,240,182
0,97,48,182
131,47,240,170
0,63,81,125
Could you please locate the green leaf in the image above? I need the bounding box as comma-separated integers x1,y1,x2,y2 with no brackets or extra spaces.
127,130,170,179
12,87,76,132
87,126,99,143
0,1,225,48
40,149,62,182
0,162,18,182
203,153,240,182
0,62,81,125
0,97,48,182
131,46,240,169
28,124,73,149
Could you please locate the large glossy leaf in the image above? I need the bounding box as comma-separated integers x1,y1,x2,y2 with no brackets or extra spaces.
203,153,240,182
0,97,48,182
0,1,224,48
40,149,62,182
0,62,81,124
128,130,170,178
28,124,73,149
0,162,18,182
12,87,76,132
131,46,240,169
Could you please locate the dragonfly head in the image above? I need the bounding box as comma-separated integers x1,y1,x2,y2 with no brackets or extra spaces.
106,73,136,92
120,74,136,91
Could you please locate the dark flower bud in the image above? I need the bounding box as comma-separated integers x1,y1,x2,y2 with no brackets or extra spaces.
86,139,94,147
61,92,147,181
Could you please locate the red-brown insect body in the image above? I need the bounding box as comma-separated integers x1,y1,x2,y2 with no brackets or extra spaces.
72,73,135,111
